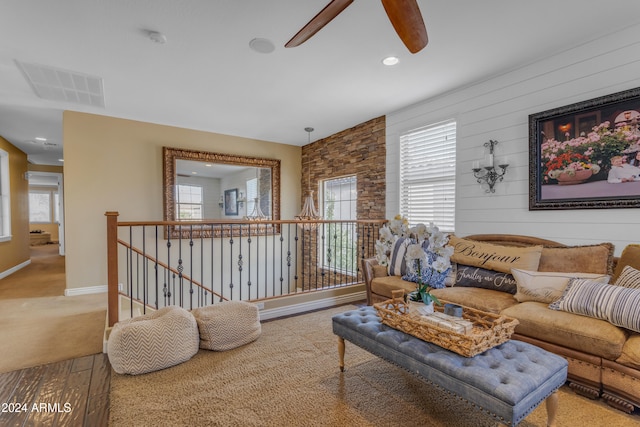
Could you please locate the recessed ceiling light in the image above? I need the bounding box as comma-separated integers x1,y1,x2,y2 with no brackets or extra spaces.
249,38,275,54
35,137,47,141
382,56,399,66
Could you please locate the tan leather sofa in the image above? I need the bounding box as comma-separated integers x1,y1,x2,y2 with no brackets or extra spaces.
362,234,640,414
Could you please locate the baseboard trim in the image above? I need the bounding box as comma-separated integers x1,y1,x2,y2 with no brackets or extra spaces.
0,259,31,280
65,283,123,297
258,291,366,321
65,285,108,296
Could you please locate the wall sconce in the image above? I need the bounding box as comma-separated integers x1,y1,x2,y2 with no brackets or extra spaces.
237,191,246,208
218,196,224,208
472,139,508,193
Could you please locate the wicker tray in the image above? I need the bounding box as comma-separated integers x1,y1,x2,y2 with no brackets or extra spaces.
373,290,519,357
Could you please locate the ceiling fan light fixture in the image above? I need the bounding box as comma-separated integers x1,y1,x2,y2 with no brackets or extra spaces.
382,56,399,66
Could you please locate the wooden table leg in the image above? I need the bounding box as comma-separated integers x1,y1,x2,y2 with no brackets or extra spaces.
546,390,559,427
338,336,345,372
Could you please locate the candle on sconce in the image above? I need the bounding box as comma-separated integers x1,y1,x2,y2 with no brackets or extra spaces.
472,160,480,169
485,153,494,168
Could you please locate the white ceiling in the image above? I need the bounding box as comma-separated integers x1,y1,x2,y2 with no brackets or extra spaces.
2,1,640,165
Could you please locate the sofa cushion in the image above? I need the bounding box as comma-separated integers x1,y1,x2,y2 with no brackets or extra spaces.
549,278,640,334
611,244,640,283
614,265,640,289
502,301,627,360
453,264,517,294
370,275,417,300
448,236,542,274
511,268,610,304
538,243,614,275
430,287,518,314
616,333,640,369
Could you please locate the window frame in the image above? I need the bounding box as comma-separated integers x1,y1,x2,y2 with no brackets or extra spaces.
319,174,358,273
399,119,456,232
29,189,54,224
175,183,204,220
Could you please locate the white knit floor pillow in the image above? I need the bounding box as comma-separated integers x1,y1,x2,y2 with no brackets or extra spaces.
192,301,261,351
107,306,200,375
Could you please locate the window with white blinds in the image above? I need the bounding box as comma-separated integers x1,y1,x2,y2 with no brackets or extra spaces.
245,177,257,215
399,119,456,232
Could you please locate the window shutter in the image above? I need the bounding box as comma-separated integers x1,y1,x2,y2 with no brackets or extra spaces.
399,119,456,232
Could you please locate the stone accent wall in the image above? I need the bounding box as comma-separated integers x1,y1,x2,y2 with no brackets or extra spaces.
299,116,386,289
301,116,386,220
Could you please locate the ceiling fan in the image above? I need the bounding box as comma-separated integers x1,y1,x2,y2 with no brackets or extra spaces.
285,0,428,54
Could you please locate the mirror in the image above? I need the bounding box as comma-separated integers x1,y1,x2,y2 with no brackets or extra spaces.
163,147,280,237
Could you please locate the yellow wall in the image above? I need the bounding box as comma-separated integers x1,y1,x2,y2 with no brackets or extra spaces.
63,111,301,290
0,136,30,274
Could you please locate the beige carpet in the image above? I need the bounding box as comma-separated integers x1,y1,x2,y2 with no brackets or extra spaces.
109,305,639,427
0,293,107,373
0,244,107,373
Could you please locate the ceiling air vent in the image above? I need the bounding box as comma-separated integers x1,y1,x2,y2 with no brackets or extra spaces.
15,60,105,108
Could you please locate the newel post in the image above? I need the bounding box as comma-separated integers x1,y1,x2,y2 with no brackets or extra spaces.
105,211,119,327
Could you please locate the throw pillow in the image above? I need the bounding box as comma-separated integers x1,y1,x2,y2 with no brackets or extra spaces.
448,236,543,274
549,278,640,333
614,265,640,289
511,269,610,304
453,264,517,294
611,244,640,283
387,237,410,276
538,243,614,275
548,278,616,321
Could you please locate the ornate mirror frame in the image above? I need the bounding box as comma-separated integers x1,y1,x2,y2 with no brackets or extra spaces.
163,147,281,238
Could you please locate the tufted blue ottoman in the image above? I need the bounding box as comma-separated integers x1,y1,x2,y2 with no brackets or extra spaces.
332,307,568,426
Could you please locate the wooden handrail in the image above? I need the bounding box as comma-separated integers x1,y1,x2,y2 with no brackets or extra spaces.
115,219,388,227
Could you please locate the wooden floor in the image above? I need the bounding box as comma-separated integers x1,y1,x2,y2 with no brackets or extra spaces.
0,353,110,427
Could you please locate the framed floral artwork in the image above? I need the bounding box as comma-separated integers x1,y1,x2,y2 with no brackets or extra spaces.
529,87,640,210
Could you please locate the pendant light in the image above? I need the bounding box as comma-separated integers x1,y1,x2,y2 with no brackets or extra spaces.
295,127,322,228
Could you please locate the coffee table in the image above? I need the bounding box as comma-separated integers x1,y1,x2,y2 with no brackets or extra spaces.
332,306,568,426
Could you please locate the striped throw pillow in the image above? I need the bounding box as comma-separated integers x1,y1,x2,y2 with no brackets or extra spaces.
614,265,640,289
549,278,640,333
387,238,410,276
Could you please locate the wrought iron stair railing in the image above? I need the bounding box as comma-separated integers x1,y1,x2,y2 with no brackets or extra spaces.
106,212,385,326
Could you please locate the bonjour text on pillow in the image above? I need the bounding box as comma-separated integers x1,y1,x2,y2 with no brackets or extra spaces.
449,236,543,274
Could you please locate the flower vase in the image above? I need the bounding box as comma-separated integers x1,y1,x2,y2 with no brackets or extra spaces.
556,169,592,185
409,300,435,316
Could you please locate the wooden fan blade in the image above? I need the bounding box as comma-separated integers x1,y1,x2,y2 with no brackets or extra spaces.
285,0,354,48
381,0,428,53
